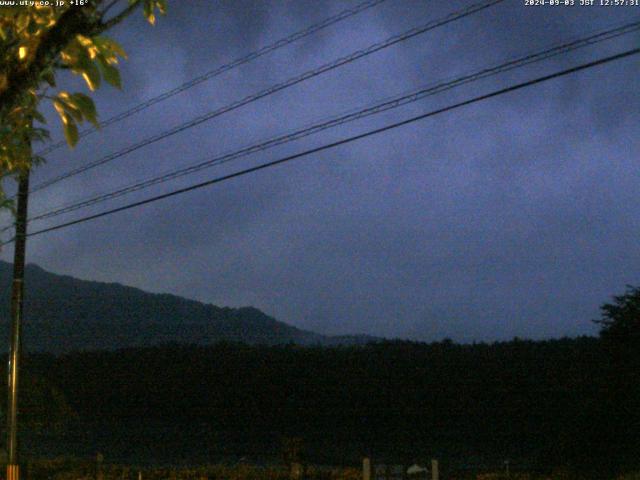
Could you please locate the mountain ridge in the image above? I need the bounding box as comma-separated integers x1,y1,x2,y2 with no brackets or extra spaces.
0,260,379,352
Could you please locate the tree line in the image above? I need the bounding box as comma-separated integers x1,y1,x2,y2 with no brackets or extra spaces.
1,287,638,477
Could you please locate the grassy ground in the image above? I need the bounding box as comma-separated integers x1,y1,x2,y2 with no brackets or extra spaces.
16,457,640,480
22,457,361,480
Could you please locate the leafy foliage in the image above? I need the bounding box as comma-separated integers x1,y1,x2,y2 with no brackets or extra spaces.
594,285,640,345
593,285,640,477
0,0,167,209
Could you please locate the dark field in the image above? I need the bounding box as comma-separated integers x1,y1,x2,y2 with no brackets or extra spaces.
3,337,639,479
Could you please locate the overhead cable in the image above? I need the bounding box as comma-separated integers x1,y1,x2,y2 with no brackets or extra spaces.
3,47,634,244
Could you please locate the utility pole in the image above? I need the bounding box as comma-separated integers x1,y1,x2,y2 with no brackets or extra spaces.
6,167,30,480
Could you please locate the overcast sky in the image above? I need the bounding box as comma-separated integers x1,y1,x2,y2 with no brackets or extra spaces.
1,0,638,342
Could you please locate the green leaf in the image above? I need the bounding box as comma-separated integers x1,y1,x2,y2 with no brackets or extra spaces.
29,127,50,143
0,197,16,217
56,94,83,122
41,68,56,87
143,0,155,25
53,101,79,147
62,116,79,147
155,0,167,15
32,110,47,124
52,99,66,120
97,56,121,89
94,36,127,60
70,51,101,92
71,93,99,128
79,58,101,91
31,154,46,167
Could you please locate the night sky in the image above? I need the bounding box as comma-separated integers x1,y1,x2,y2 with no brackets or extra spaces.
1,0,638,342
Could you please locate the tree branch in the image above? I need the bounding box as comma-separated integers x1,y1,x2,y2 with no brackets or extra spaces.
0,1,141,117
100,0,122,18
0,8,92,114
101,0,142,31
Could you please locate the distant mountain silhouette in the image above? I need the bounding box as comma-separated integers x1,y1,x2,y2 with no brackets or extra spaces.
0,261,379,352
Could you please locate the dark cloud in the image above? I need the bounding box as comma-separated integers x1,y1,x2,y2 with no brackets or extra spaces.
2,0,639,341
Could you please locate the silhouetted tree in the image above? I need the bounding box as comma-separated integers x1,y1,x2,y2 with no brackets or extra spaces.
592,285,640,473
594,285,640,347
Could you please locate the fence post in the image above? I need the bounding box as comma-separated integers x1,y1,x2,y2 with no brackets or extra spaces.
363,458,371,480
96,453,104,480
430,460,438,480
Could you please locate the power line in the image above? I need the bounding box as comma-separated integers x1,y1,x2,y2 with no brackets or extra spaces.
29,0,504,194
3,20,638,234
34,0,390,157
4,47,635,244
22,20,640,225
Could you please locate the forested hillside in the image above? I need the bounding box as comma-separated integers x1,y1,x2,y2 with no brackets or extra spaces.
0,262,375,351
0,262,637,476
5,337,638,477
